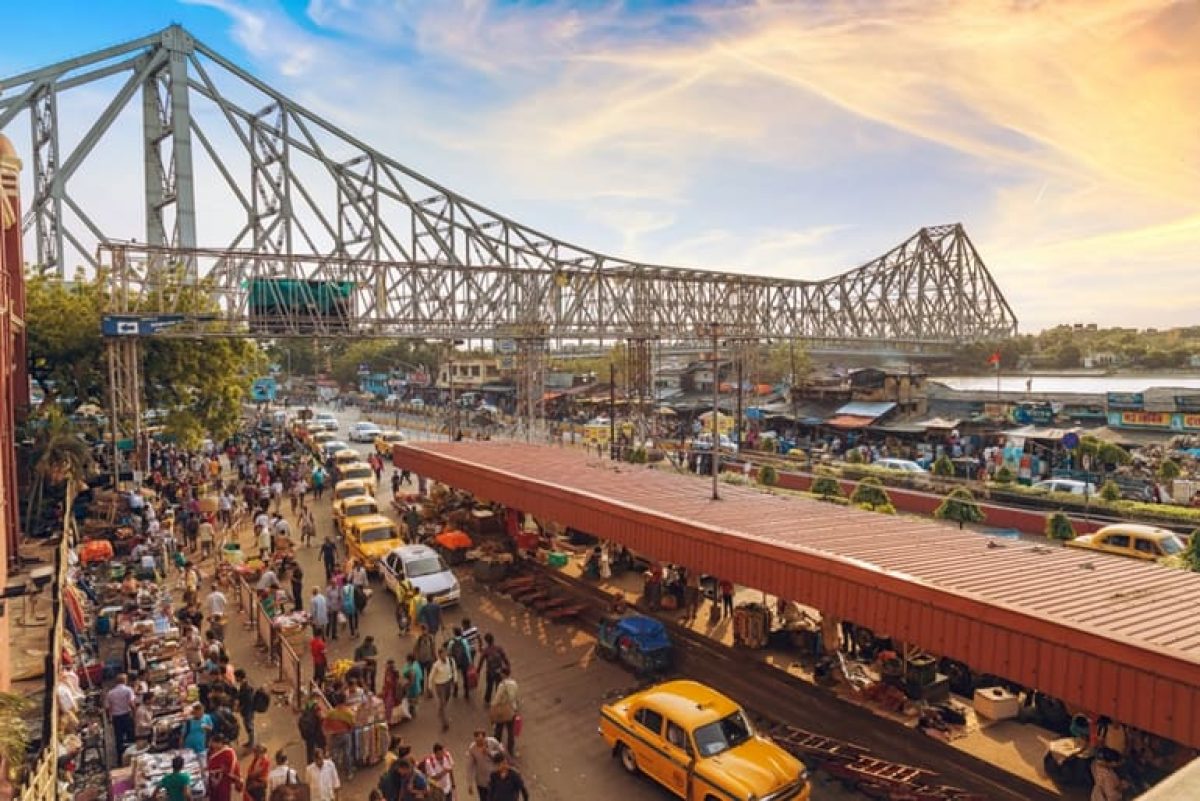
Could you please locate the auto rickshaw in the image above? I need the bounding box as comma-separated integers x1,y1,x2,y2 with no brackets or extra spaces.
596,614,672,676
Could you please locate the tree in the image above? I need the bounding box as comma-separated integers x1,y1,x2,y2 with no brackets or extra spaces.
1045,512,1076,541
934,487,986,529
761,341,811,385
993,465,1015,484
330,339,443,388
931,454,955,478
1099,480,1122,502
758,465,778,487
850,476,895,513
25,267,107,408
1183,532,1200,572
1052,343,1082,369
811,472,842,501
24,410,93,534
1159,460,1182,482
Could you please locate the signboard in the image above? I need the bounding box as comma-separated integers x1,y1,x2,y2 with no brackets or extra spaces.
1010,404,1055,425
496,339,517,355
101,314,187,336
500,356,515,370
1106,392,1144,410
1120,411,1172,428
1182,414,1200,432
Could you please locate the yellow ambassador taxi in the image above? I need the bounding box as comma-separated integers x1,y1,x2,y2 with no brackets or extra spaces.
600,680,810,801
374,430,406,457
342,513,403,573
1065,523,1186,562
337,460,377,494
333,496,380,537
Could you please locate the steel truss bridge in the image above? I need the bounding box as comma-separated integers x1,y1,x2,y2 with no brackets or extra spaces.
1,25,1017,348
2,26,1017,457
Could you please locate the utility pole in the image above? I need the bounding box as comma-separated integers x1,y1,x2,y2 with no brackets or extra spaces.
735,346,744,450
710,323,721,501
448,347,457,442
609,361,617,460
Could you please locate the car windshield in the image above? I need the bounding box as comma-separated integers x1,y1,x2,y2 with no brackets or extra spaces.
360,526,395,544
1159,536,1184,555
346,503,375,516
344,467,372,481
405,556,447,578
336,486,366,500
692,710,753,757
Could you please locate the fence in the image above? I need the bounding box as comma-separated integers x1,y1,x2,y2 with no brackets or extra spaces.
236,576,304,710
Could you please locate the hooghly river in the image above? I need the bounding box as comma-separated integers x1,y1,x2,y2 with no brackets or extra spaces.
931,375,1200,394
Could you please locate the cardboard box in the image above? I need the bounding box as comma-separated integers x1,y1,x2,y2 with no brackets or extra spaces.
974,686,1019,720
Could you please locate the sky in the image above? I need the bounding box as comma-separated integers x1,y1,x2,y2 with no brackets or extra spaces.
1,0,1198,332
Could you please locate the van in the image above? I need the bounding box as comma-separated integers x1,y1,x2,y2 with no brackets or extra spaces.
380,544,461,607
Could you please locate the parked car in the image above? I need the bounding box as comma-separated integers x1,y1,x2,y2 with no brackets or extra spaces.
1032,478,1097,496
343,514,402,572
315,411,338,431
693,433,738,453
599,679,810,801
348,421,382,442
337,460,377,494
374,430,406,456
379,544,461,606
873,458,928,474
331,478,371,506
1065,524,1185,562
333,496,380,536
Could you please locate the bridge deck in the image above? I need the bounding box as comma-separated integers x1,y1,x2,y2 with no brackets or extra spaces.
394,440,1200,749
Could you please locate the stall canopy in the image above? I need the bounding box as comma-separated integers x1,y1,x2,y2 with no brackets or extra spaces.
825,401,896,429
1004,425,1079,441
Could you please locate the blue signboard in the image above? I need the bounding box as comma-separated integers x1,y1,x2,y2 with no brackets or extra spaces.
101,315,187,336
1106,392,1144,410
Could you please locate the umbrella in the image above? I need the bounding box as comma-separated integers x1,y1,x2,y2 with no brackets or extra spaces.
434,529,473,550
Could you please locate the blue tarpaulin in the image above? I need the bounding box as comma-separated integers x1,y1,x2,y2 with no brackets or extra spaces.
615,615,671,651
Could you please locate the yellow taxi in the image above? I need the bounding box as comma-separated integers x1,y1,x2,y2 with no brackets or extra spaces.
1065,523,1186,562
600,680,809,801
337,460,377,494
374,430,406,457
332,448,361,469
333,496,380,536
331,478,371,510
343,514,402,572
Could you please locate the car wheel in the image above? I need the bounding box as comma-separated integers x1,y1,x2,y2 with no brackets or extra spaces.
617,743,638,775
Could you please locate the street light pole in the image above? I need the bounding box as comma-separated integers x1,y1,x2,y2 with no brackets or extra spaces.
711,324,721,501
609,362,617,460
448,348,457,442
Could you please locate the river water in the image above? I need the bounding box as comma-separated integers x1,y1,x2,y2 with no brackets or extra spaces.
931,375,1200,394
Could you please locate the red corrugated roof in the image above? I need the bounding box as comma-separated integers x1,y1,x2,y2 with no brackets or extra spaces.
824,414,875,429
394,441,1200,748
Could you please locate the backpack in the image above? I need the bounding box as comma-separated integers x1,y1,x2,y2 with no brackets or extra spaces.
253,687,271,714
449,637,470,670
214,708,240,741
353,584,368,612
484,645,509,675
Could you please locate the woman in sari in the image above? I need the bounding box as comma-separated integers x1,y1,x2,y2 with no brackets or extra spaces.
206,733,243,801
244,743,271,801
380,658,400,724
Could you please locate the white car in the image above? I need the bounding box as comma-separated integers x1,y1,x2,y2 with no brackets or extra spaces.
693,433,738,453
380,544,461,607
409,398,425,410
348,421,382,442
315,412,338,432
1033,478,1097,496
874,458,928,474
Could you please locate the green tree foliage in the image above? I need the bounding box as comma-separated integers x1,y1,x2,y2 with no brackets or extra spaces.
1045,512,1076,541
758,464,778,487
25,409,93,532
845,449,865,464
934,487,986,529
811,472,842,500
761,340,812,385
850,476,894,513
329,339,442,388
1159,460,1182,481
931,454,955,478
1183,532,1200,573
993,465,1015,484
25,267,107,407
1099,480,1122,502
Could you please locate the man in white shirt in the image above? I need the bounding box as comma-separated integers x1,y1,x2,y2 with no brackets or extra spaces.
305,748,340,801
205,587,228,618
429,646,458,731
267,751,299,792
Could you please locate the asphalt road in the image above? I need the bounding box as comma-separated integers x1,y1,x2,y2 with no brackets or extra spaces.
226,405,860,800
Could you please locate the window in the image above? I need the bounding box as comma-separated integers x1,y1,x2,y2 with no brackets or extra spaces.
693,710,753,757
634,707,663,736
1103,534,1130,549
1134,538,1157,555
404,555,448,578
665,721,691,754
384,554,399,572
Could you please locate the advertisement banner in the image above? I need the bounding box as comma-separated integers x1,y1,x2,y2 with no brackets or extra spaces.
1120,411,1172,428
1182,414,1200,432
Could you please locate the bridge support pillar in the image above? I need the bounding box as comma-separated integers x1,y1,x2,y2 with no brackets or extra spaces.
515,338,546,443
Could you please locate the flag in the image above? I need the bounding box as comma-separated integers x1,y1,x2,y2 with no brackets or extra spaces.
987,351,1001,367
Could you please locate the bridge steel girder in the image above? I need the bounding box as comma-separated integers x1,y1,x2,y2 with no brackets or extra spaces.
2,25,1018,344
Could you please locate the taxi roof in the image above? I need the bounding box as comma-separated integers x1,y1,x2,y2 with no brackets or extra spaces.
1093,523,1179,539
333,478,369,490
340,461,373,472
378,430,405,439
346,513,395,530
626,680,740,728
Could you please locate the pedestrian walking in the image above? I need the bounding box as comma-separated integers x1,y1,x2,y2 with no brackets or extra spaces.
402,653,425,719
381,658,401,725
244,743,270,801
298,699,326,766
377,757,427,801
430,646,458,731
477,634,510,706
290,564,304,608
301,506,316,547
414,625,437,698
417,593,442,637
305,748,341,801
309,587,329,635
719,577,735,618
105,673,137,757
234,669,258,747
486,753,528,801
325,583,341,640
342,580,359,637
320,538,338,582
311,631,329,683
422,743,456,800
488,667,519,757
466,729,504,800
448,627,474,700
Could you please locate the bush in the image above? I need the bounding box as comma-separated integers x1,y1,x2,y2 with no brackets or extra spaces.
932,455,955,478
1159,460,1182,481
1099,480,1122,502
758,464,778,487
845,449,865,464
934,487,986,529
993,465,1015,484
758,438,778,453
855,501,896,514
1185,531,1200,572
1045,512,1076,541
628,447,648,464
811,474,843,500
850,476,892,511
